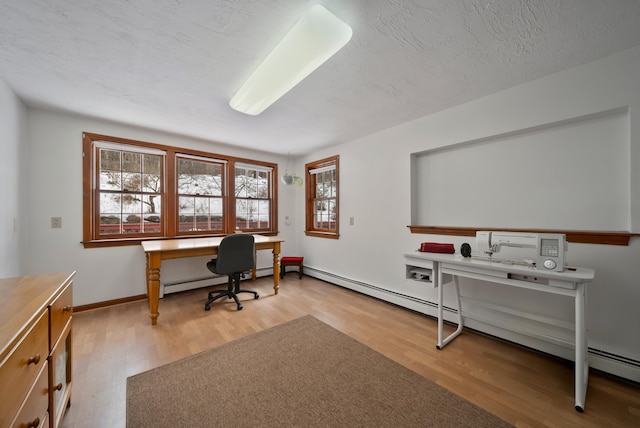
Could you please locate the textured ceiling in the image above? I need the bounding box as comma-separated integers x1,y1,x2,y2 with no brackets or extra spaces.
1,1,640,155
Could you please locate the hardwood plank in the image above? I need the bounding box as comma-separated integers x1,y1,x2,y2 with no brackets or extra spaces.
60,276,640,427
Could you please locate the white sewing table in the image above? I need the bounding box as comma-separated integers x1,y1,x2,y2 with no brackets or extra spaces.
403,251,595,412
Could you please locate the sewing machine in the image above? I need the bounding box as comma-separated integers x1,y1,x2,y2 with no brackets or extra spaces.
475,231,567,272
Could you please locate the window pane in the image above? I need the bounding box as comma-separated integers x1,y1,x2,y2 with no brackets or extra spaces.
327,200,336,230
257,200,270,228
100,170,122,191
210,199,223,229
99,214,122,235
122,152,141,173
235,166,270,199
122,172,141,192
100,193,121,216
121,193,142,214
314,203,324,229
96,146,163,237
235,199,254,230
99,193,121,235
142,173,161,193
143,196,161,233
100,150,121,172
257,171,268,198
178,195,222,232
144,155,161,175
236,199,270,230
143,215,161,233
235,171,252,197
123,213,142,234
143,194,161,215
177,158,223,196
99,150,123,191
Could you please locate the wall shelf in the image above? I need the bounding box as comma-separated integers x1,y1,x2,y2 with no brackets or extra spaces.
407,225,637,246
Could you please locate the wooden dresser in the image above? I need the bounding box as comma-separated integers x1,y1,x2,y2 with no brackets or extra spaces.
0,272,75,428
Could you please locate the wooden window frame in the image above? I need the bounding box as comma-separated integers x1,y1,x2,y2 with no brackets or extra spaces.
305,155,339,239
175,154,226,235
234,162,274,233
82,132,278,248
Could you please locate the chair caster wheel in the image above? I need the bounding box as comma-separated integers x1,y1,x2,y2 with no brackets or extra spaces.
255,294,259,299
237,304,243,310
204,305,211,311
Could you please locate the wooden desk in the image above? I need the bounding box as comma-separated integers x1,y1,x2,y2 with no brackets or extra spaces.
404,251,595,412
141,235,283,325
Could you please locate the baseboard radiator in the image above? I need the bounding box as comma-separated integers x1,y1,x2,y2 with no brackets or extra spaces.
161,267,273,297
305,266,640,384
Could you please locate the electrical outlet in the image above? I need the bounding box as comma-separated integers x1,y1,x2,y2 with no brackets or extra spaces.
51,217,62,228
349,216,355,226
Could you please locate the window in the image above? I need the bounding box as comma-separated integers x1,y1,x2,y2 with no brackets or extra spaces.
176,155,225,234
83,133,277,247
235,163,273,231
94,142,165,238
305,155,339,239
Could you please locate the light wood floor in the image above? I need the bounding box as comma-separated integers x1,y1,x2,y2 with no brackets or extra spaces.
60,276,640,428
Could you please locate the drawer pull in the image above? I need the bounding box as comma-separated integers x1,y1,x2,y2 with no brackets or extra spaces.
62,305,72,312
27,353,41,365
54,382,63,391
27,417,40,428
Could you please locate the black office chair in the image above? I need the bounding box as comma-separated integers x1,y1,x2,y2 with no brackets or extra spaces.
204,234,259,311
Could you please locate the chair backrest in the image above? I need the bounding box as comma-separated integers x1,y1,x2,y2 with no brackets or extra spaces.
214,234,255,275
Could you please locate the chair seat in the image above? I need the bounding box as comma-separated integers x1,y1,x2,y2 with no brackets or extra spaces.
281,256,304,264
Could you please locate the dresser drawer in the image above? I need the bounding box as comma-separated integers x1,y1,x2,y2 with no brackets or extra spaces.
0,310,48,428
49,283,72,349
10,361,48,428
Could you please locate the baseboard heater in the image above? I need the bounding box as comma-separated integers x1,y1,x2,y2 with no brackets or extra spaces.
304,267,452,312
161,267,273,297
305,266,640,383
164,275,218,287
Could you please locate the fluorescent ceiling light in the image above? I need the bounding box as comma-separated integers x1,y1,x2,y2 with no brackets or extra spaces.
229,4,352,115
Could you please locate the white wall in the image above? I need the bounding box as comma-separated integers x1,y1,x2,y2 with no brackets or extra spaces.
0,78,27,277
298,46,640,381
22,110,299,306
12,46,640,381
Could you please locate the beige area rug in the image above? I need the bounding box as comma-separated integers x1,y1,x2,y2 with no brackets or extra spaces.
127,315,512,427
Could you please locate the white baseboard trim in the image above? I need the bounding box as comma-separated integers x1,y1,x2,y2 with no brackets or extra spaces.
305,266,640,383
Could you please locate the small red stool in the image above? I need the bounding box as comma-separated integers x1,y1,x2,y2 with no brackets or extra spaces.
280,256,304,279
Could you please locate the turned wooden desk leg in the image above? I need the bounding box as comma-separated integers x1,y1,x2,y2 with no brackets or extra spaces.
252,250,257,281
272,243,281,294
146,252,161,325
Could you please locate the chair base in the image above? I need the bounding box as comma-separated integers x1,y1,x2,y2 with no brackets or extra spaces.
204,273,258,311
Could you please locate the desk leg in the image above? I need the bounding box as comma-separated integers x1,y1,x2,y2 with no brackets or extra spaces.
437,263,444,349
252,250,257,281
146,252,161,325
272,242,281,294
574,283,589,412
436,266,463,350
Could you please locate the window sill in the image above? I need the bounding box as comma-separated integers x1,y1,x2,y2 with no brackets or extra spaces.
82,231,279,248
305,230,339,239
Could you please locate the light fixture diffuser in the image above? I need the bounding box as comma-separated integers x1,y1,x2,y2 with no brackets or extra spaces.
229,4,352,115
